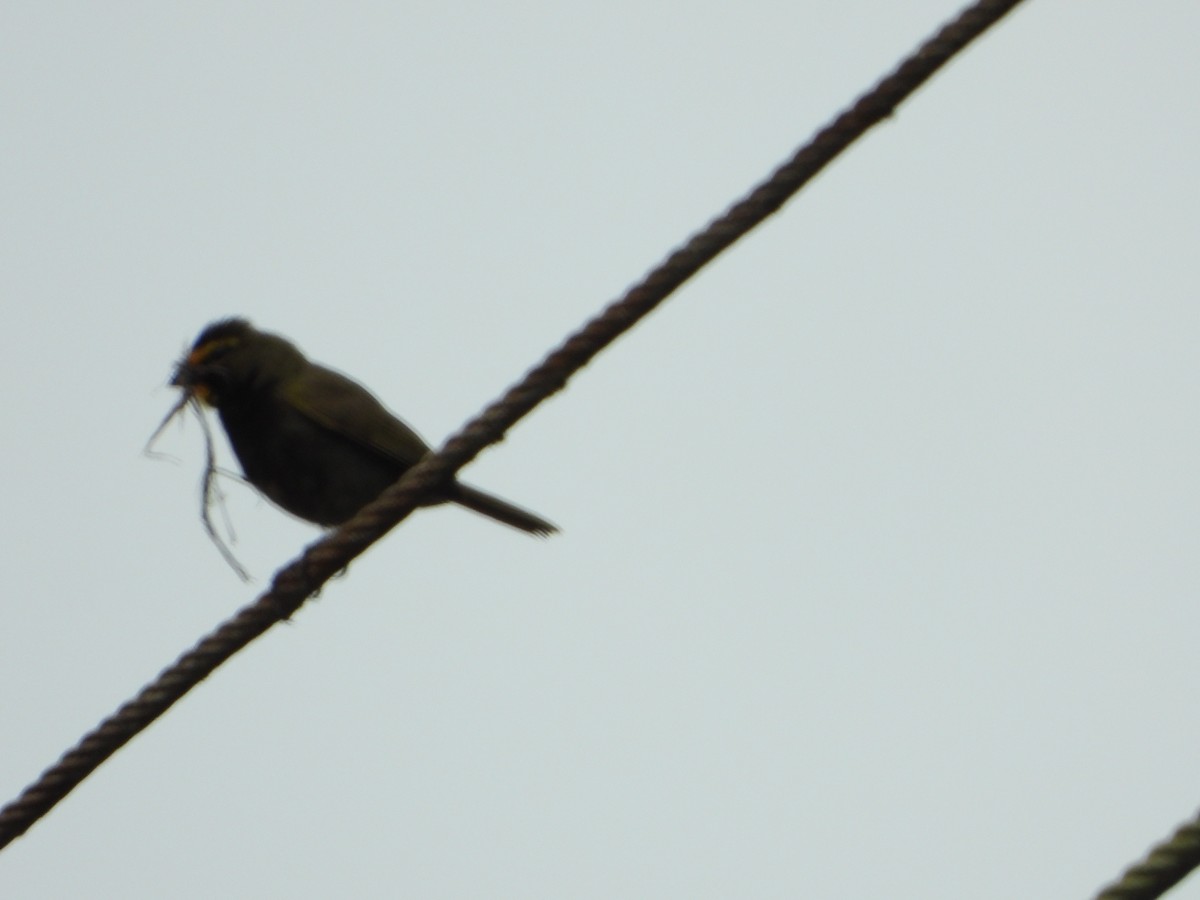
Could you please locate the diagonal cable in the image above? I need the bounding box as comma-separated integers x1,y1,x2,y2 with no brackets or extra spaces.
1094,814,1200,900
0,0,1027,852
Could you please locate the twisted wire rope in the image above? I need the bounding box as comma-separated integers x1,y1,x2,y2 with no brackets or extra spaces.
1094,816,1200,900
0,0,1025,852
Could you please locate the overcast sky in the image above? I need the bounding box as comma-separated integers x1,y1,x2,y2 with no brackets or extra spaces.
3,2,1200,898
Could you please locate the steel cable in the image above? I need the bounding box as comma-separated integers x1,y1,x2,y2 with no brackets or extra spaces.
0,0,1026,852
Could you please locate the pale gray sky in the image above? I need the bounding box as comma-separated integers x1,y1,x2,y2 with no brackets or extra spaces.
3,3,1200,898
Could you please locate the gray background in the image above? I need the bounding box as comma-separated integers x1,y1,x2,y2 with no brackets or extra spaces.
3,2,1200,898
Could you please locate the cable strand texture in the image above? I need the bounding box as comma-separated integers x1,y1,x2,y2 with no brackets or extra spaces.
1094,815,1200,900
0,0,1025,852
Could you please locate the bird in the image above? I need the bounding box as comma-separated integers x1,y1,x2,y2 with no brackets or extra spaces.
169,318,557,536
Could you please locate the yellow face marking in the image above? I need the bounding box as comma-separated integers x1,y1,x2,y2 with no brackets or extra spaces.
179,335,240,405
186,335,240,367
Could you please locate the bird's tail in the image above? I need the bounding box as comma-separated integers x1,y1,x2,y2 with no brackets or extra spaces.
451,483,559,537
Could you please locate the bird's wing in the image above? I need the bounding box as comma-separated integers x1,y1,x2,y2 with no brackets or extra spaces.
282,363,432,467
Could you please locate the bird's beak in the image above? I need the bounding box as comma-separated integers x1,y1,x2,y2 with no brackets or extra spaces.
170,357,213,404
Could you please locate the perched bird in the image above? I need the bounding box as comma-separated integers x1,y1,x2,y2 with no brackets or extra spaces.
169,318,557,536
